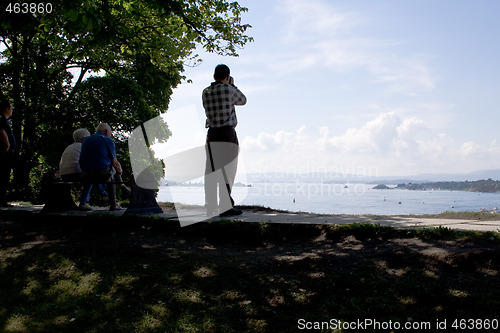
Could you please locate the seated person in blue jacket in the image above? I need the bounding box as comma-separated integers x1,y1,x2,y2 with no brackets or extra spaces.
79,123,129,211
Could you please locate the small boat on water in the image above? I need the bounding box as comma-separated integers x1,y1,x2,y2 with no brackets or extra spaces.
480,207,498,213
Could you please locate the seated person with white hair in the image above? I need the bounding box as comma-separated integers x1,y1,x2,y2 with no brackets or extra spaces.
59,128,95,210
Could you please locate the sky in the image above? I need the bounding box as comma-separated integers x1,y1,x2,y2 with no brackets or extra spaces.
153,0,500,179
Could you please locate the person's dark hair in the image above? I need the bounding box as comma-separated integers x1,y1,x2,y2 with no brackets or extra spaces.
0,100,11,113
214,64,230,81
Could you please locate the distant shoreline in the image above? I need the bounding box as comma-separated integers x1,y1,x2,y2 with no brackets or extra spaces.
374,179,500,193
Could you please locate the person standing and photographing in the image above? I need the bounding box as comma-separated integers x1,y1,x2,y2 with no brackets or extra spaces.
0,101,16,207
202,64,247,217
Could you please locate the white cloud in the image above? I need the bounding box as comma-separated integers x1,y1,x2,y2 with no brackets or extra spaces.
459,141,500,157
321,112,415,154
240,112,500,176
241,125,307,152
397,117,426,139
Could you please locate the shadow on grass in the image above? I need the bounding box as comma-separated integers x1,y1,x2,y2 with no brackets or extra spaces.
1,213,500,332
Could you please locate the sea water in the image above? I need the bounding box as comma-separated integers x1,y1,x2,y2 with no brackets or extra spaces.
156,182,500,215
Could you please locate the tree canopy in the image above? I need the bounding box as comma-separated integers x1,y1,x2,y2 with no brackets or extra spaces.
0,0,252,202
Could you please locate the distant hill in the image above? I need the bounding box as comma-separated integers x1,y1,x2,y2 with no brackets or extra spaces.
399,169,500,182
395,179,500,193
245,169,500,184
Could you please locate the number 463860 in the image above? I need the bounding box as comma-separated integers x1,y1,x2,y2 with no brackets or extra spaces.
5,3,53,14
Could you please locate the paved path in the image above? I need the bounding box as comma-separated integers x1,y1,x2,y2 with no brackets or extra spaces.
1,204,500,232
235,211,500,232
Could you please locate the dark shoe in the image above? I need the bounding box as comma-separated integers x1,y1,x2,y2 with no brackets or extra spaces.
109,205,123,211
219,208,243,217
78,204,93,211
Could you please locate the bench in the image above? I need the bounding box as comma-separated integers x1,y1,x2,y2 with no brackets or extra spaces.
40,177,163,215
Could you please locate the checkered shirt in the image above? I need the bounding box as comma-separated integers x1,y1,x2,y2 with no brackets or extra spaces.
202,82,247,128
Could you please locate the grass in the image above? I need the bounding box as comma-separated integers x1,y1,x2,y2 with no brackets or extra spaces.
405,210,500,221
1,210,500,332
